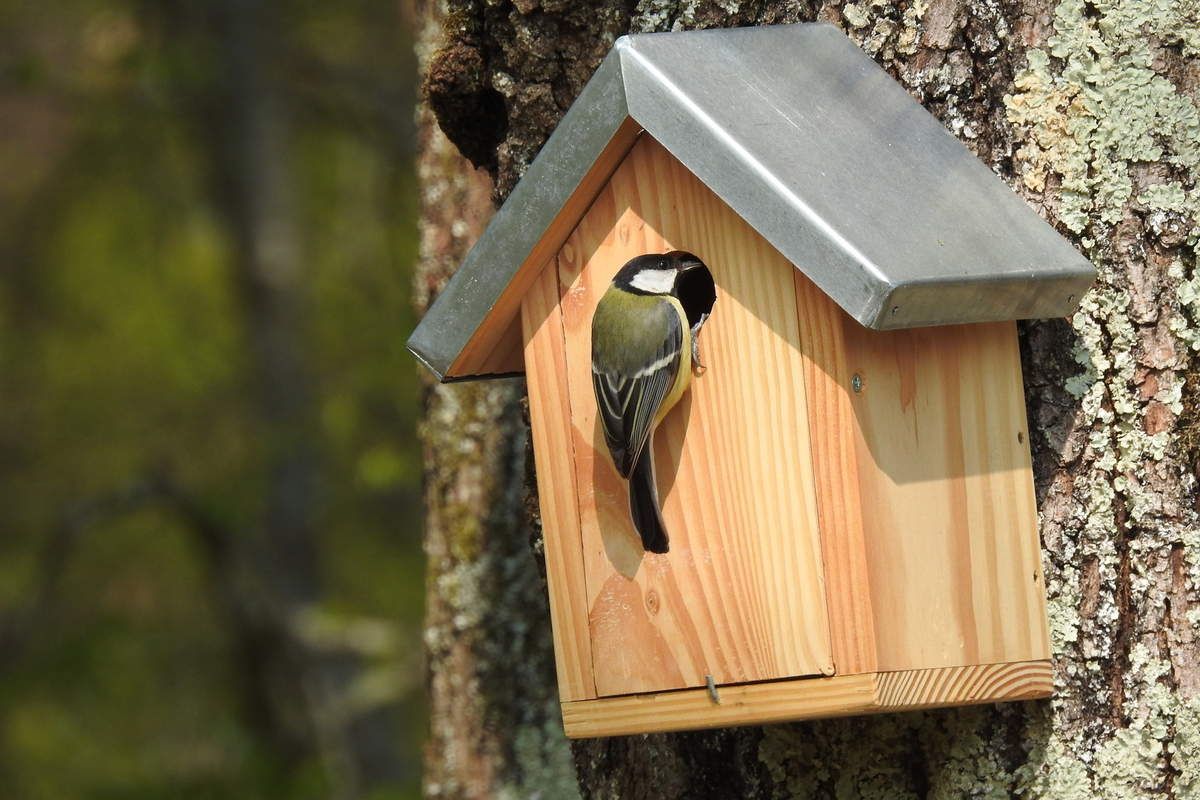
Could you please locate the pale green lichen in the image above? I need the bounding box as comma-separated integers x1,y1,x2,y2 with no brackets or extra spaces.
1140,183,1190,214
1087,646,1200,799
1006,1,1200,239
842,0,926,60
919,709,1015,799
1046,561,1083,654
1183,521,1200,594
1013,707,1093,800
630,0,746,33
1007,0,1198,520
757,707,1031,798
1002,1,1200,796
1174,696,1200,797
1014,647,1200,798
501,719,581,800
842,2,871,29
1172,256,1200,353
758,715,928,798
1062,285,1166,524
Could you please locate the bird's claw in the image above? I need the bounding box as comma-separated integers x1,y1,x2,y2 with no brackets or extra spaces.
691,315,709,373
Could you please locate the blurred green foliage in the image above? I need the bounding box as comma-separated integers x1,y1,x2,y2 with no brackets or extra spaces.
0,0,424,797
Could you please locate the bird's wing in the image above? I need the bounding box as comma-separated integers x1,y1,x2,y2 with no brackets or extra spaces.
591,296,684,478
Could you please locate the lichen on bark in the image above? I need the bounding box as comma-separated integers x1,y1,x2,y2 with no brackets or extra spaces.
1000,1,1200,794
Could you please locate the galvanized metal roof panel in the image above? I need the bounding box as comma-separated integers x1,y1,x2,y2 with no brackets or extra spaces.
620,25,1093,329
407,49,629,380
409,23,1095,380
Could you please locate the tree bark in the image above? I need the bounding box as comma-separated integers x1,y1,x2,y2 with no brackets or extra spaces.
415,1,1200,797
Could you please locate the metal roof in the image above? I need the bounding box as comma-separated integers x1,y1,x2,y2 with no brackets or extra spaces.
409,23,1095,381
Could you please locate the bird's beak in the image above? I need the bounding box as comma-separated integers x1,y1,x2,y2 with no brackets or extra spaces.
679,260,705,273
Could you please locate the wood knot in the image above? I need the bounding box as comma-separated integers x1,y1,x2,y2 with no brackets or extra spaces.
645,589,660,616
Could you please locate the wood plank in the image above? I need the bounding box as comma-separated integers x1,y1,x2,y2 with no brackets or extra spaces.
561,660,1052,738
557,136,833,698
848,320,1049,669
795,276,1050,673
470,317,524,376
874,660,1053,710
795,275,878,675
562,673,878,738
447,119,643,379
520,261,597,701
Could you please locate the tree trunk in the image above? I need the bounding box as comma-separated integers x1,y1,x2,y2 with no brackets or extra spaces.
415,1,1200,797
203,0,404,793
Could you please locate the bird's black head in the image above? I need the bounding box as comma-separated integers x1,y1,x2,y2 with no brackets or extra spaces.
612,251,717,329
613,253,679,295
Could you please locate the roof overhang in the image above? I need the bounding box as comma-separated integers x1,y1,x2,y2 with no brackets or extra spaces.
409,23,1096,382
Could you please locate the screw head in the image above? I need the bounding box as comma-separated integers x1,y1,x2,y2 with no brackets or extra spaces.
851,373,863,393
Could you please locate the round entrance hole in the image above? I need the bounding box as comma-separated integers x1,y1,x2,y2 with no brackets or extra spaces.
670,250,717,328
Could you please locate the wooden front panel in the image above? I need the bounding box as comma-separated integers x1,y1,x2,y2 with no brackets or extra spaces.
521,261,598,701
796,275,1051,672
554,136,834,697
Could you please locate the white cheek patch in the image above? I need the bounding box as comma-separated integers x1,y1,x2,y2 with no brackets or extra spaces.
629,268,676,294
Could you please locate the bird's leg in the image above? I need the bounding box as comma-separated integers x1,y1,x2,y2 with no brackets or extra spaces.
690,313,710,373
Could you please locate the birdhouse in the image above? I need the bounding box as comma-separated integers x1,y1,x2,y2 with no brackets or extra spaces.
409,24,1095,738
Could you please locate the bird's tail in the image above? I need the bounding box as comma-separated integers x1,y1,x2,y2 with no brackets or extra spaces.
629,446,670,553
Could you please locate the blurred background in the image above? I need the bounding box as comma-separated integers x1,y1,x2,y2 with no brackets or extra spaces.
0,1,424,797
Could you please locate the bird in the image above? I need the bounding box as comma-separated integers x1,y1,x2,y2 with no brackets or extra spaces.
590,250,715,553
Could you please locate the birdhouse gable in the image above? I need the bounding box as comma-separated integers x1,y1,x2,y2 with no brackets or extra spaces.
408,23,1094,382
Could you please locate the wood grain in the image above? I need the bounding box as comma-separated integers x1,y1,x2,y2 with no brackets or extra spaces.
448,119,643,379
555,136,833,698
561,660,1052,738
874,660,1053,710
795,277,878,676
795,276,1050,673
562,672,878,739
469,317,525,377
520,261,597,701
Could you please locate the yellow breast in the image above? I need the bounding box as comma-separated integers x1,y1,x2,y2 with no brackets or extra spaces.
654,295,693,426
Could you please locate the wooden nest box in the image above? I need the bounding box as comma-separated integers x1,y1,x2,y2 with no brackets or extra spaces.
409,24,1095,738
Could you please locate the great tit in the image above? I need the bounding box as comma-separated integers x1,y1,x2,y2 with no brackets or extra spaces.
590,251,715,553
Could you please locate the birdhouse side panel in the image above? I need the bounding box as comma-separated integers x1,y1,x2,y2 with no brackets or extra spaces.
520,260,599,702
796,274,1051,673
555,135,835,698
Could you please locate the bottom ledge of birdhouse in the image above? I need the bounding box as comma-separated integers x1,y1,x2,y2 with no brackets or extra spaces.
560,660,1053,739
